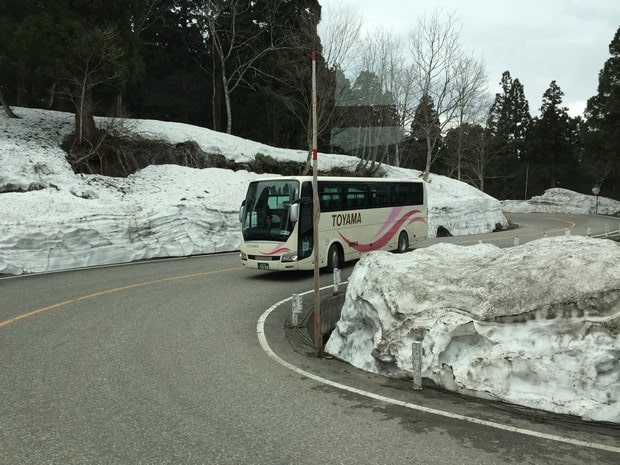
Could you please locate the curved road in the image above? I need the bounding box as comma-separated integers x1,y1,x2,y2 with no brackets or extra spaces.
0,214,618,464
415,212,620,248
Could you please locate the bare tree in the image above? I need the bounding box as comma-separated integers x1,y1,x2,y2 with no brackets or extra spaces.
319,3,363,74
307,4,363,171
132,0,168,36
406,10,486,181
449,50,490,180
354,27,412,168
200,0,285,134
460,124,493,192
261,3,362,172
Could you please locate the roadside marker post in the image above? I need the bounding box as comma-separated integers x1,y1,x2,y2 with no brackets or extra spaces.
412,342,422,390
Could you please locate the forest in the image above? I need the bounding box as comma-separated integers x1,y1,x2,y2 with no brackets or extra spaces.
0,1,618,200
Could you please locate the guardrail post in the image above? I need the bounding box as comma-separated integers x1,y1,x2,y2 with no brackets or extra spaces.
333,268,341,294
291,294,303,327
513,236,520,246
412,341,422,391
605,224,610,238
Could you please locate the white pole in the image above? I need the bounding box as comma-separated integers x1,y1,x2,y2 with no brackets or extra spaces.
291,294,303,327
412,342,422,390
333,268,341,294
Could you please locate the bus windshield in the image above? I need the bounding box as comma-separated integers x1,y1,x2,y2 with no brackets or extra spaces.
241,180,300,241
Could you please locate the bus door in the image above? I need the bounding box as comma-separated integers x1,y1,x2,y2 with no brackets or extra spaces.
298,181,314,260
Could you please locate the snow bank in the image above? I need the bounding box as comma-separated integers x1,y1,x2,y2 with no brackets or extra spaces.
501,188,620,216
325,236,620,423
0,108,508,275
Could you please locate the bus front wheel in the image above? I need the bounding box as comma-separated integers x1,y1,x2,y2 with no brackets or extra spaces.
397,231,409,253
327,244,343,271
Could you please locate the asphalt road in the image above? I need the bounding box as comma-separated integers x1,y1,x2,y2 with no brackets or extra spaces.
0,213,618,464
415,212,620,248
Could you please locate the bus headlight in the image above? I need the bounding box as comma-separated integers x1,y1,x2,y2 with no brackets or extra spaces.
280,252,298,263
240,252,247,261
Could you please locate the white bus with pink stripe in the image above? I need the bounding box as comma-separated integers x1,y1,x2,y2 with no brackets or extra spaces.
239,176,427,271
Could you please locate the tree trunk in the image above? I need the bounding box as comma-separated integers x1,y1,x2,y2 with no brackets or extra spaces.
46,82,57,109
0,86,19,118
224,83,233,134
303,112,313,175
75,87,97,145
212,49,224,132
423,135,432,181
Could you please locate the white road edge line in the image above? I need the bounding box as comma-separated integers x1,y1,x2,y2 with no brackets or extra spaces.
257,288,620,455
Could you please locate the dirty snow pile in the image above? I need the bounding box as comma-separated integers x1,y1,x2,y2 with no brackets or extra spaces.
502,188,620,216
0,107,506,275
325,236,620,423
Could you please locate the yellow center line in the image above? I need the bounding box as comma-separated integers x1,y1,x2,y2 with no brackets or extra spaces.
0,267,242,328
539,216,577,228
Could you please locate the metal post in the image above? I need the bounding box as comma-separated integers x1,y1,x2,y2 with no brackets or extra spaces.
592,185,600,214
412,342,422,390
311,50,322,357
333,268,341,294
291,294,303,327
596,195,599,215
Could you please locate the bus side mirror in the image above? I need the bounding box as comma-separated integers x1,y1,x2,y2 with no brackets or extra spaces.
239,200,245,223
289,203,299,222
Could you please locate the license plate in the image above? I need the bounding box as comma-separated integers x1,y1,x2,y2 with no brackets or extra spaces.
258,263,270,271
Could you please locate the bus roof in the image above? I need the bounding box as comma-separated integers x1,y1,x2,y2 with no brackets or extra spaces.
250,176,424,184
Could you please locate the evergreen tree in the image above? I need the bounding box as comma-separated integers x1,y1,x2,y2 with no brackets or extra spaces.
0,0,77,108
583,26,620,200
400,95,441,171
0,1,147,144
527,81,580,196
486,71,531,199
441,123,487,189
126,0,212,127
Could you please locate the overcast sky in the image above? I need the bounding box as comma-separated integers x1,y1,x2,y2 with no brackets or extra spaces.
319,0,619,117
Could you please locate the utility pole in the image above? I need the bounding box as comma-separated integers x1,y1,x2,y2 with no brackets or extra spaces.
311,50,322,357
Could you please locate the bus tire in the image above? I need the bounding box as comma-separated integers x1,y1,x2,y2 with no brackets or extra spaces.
327,243,343,271
397,231,409,253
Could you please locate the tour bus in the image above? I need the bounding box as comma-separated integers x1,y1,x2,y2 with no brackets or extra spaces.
239,176,427,271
